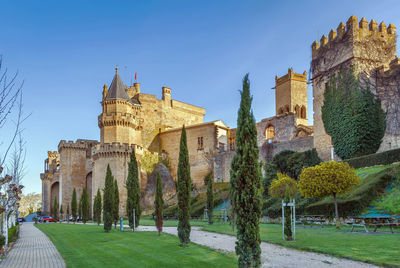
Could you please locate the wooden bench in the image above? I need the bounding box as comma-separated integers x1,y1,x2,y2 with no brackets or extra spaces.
350,217,397,233
297,215,326,227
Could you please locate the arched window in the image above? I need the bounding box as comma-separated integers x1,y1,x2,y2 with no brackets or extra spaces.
284,105,290,113
294,105,300,118
301,106,306,119
265,124,275,140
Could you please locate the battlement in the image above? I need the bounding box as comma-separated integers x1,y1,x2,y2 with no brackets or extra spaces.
312,16,396,57
92,142,145,159
377,57,400,75
58,139,98,151
274,68,307,87
98,112,142,128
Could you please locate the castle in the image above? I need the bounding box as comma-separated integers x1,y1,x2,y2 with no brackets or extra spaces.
41,16,400,216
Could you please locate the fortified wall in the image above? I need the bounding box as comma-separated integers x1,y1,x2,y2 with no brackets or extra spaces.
311,16,400,159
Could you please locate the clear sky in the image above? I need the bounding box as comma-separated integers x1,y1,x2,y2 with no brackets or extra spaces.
1,0,399,194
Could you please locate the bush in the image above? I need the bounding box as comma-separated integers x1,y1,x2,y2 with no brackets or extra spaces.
345,148,400,169
269,173,297,198
306,165,399,216
0,236,5,248
272,149,321,180
8,225,19,243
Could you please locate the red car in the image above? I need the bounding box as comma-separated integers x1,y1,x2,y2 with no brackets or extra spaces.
40,216,55,223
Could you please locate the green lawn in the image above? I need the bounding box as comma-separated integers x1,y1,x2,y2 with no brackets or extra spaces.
36,223,236,268
123,218,209,227
202,223,400,267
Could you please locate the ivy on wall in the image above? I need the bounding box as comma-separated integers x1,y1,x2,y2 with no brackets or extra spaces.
322,67,386,159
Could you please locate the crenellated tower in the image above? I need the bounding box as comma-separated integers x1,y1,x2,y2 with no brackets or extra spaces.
274,68,308,126
98,67,143,145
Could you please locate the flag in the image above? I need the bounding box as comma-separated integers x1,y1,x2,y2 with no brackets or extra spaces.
135,72,137,81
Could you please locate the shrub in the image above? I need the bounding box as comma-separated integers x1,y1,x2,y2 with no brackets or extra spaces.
272,150,295,174
263,162,277,198
298,161,361,227
8,225,19,243
269,173,297,198
345,148,400,169
307,165,399,216
0,236,5,248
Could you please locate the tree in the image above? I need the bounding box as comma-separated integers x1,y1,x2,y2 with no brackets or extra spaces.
103,164,114,232
71,188,77,223
78,195,82,222
19,193,41,217
230,74,262,267
263,162,277,198
269,173,298,199
204,172,213,224
52,196,58,221
298,161,361,228
81,188,90,224
177,126,191,246
113,179,119,228
59,205,64,223
154,172,164,235
322,67,386,159
66,203,70,223
126,149,141,230
93,189,102,225
283,188,292,241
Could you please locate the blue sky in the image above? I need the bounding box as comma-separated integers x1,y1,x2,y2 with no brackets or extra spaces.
1,0,400,194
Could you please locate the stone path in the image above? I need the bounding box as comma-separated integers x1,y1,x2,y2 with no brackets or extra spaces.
137,226,378,268
0,222,65,268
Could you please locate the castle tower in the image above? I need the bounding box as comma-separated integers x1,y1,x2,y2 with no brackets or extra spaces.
311,16,398,160
274,68,308,126
98,67,142,145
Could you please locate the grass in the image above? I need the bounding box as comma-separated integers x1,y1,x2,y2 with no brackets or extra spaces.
36,223,237,268
123,218,209,227
202,222,400,267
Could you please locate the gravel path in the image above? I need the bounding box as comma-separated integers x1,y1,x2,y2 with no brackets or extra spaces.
137,225,377,268
0,222,66,268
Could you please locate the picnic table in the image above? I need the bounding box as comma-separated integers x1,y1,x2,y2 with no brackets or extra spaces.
350,216,397,233
296,215,326,227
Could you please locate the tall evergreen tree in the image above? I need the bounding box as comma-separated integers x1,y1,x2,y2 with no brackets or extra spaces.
230,74,262,267
103,164,114,232
59,205,64,223
78,195,82,222
177,126,191,246
66,203,70,223
81,187,90,224
126,149,141,230
113,179,119,228
71,188,77,223
154,172,164,235
52,196,58,221
94,189,102,225
263,162,277,198
204,172,213,224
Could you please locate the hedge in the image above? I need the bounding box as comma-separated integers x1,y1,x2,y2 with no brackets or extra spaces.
305,165,399,216
8,225,19,244
345,148,400,169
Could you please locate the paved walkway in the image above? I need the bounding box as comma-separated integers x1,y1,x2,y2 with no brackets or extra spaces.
0,222,65,268
137,226,378,268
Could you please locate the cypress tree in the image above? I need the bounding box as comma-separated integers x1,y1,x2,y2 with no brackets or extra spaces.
154,172,164,235
230,74,262,267
113,179,120,228
283,188,292,241
93,192,98,222
205,172,213,224
81,187,90,224
94,189,102,225
66,203,70,223
177,126,191,246
52,196,58,222
59,205,64,223
126,149,141,230
103,164,114,232
78,195,82,222
71,188,77,223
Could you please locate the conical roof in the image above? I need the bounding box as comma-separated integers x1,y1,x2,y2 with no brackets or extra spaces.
105,67,131,101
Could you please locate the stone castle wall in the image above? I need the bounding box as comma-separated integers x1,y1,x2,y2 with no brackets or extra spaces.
311,16,398,159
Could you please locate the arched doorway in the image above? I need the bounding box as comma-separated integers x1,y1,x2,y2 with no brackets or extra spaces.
50,182,59,216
